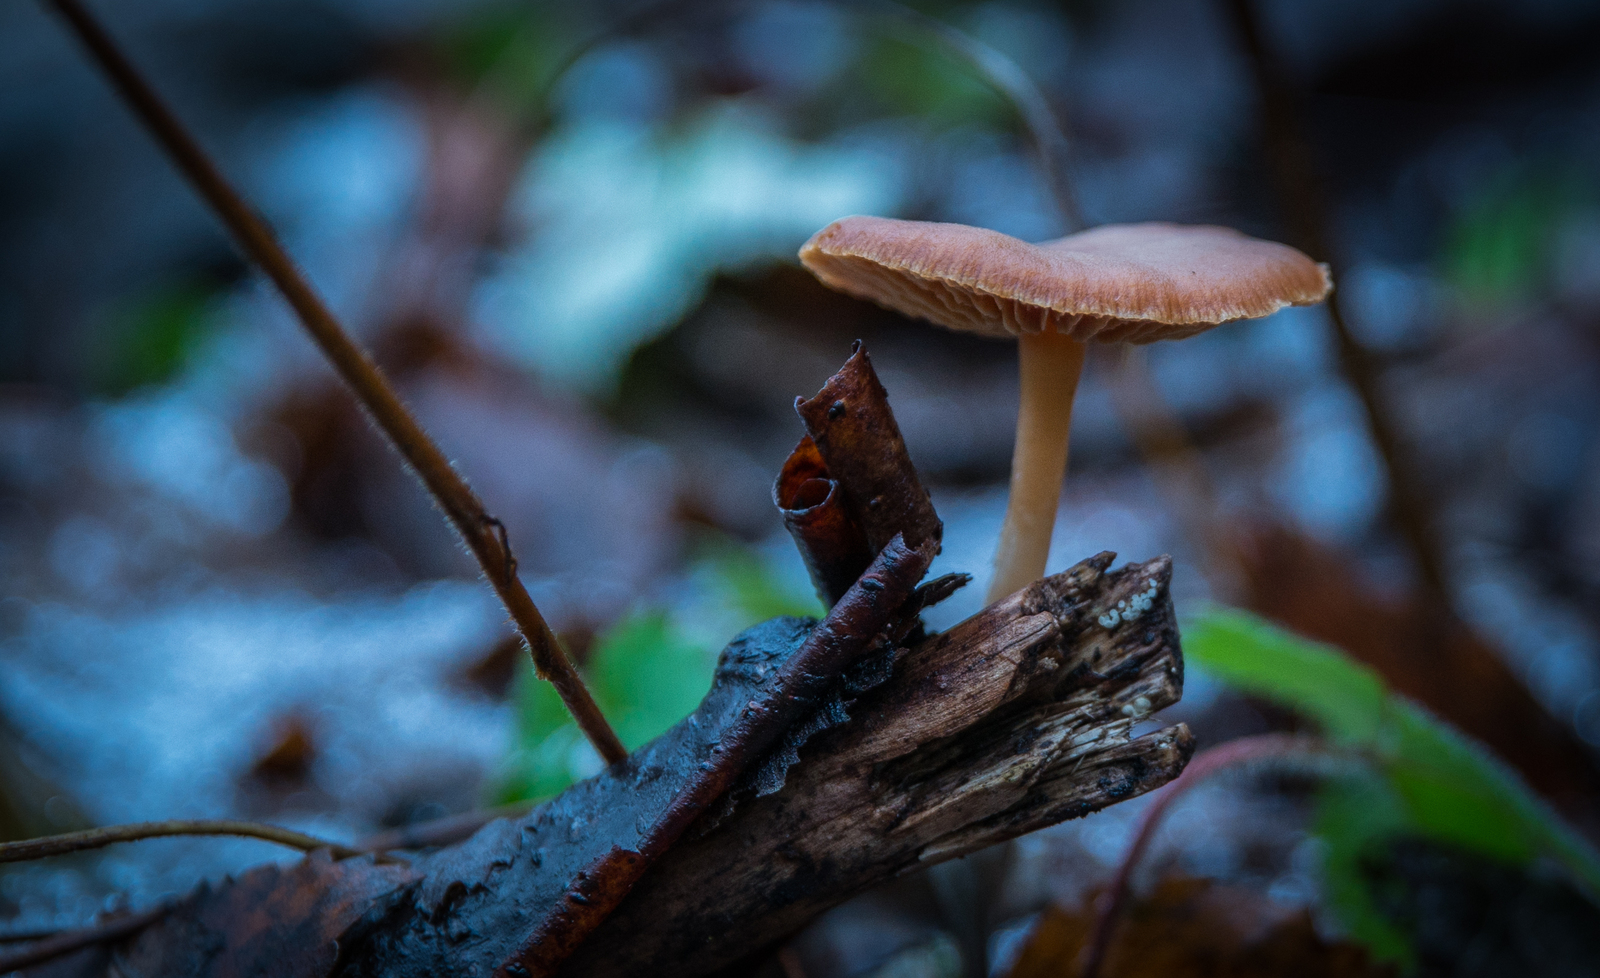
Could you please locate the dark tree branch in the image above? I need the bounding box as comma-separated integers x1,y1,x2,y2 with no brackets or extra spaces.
41,0,625,765
1222,0,1451,607
0,905,170,975
327,536,938,978
566,552,1192,978
41,551,1188,978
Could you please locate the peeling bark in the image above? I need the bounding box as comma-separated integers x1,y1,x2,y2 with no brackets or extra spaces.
794,343,942,555
775,434,874,609
100,538,935,978
30,551,1186,978
19,345,1189,978
565,551,1191,978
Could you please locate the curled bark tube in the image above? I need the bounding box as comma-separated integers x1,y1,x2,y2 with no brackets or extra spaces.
775,436,874,608
796,343,942,554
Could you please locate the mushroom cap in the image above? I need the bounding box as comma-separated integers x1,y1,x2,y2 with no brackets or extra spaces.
799,216,1332,344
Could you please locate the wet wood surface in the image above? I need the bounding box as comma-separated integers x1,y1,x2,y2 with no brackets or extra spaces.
21,346,1189,977
566,551,1192,978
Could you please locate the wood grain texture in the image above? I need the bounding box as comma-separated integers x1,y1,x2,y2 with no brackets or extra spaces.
26,551,1184,978
564,551,1191,978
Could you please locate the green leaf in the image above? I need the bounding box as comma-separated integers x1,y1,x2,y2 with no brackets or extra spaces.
436,5,572,114
93,282,217,395
1313,773,1413,967
1186,609,1600,921
588,611,716,752
495,538,818,803
854,35,1013,130
697,541,823,624
1183,610,1388,746
1439,168,1593,306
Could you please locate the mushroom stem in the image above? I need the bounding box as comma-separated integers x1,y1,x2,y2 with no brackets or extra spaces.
987,330,1087,603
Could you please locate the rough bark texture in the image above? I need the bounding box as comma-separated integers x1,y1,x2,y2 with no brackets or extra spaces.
17,344,1187,977
92,539,934,978
328,538,935,978
22,550,1185,978
564,550,1191,978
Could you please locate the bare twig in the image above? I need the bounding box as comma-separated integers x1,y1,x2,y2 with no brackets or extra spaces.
0,925,65,944
0,904,171,974
43,0,625,764
1221,0,1452,607
1080,734,1339,978
0,819,363,863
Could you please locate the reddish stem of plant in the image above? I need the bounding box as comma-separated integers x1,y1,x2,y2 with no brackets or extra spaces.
1079,733,1328,978
43,0,625,764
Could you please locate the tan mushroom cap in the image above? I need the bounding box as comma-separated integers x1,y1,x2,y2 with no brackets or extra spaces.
799,216,1332,344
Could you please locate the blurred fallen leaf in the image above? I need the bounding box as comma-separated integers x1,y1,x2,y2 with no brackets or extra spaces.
455,633,525,700
1007,877,1393,978
249,717,316,786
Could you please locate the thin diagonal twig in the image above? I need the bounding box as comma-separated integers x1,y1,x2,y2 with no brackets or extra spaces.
0,904,171,974
1079,734,1343,978
0,819,362,863
355,801,535,853
43,0,625,765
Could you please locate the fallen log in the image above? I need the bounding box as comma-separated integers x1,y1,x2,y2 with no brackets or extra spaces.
17,348,1189,977
23,550,1187,978
566,549,1190,976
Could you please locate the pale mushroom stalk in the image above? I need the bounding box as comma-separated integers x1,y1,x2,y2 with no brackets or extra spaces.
989,330,1086,602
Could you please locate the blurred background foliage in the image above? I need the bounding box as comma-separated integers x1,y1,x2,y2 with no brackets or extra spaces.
1,0,1599,974
1188,610,1600,966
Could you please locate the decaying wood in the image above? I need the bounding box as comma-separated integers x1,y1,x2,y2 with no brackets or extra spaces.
15,342,1188,977
92,539,934,978
335,538,935,978
28,550,1187,978
565,551,1191,978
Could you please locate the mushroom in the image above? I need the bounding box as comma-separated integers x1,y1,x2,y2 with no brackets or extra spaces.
799,216,1331,603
